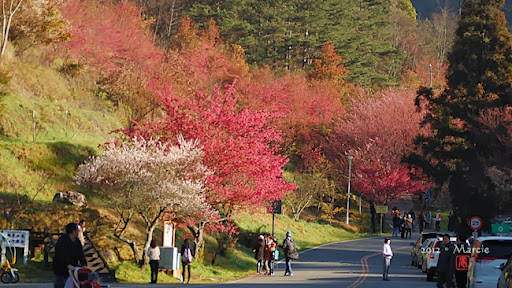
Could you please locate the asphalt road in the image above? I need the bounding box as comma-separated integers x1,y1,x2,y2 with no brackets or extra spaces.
18,234,437,288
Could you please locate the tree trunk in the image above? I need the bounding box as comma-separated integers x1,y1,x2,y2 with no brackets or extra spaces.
140,223,157,269
167,0,176,37
1,0,23,57
114,210,140,264
188,221,206,263
139,208,163,268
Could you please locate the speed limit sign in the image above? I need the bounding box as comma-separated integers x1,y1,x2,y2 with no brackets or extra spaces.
469,216,483,230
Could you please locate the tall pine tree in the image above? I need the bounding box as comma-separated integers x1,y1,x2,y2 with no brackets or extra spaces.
408,0,512,235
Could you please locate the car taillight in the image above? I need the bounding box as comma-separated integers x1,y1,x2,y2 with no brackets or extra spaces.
430,242,438,259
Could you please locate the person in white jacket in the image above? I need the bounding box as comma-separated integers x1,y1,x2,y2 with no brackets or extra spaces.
148,239,160,284
382,237,393,281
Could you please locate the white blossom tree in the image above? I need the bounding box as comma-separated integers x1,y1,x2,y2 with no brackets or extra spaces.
75,135,215,265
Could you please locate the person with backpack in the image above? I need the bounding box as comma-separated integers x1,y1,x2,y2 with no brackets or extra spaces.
272,236,280,272
282,231,299,276
264,235,277,276
181,239,194,284
253,235,265,274
148,239,160,284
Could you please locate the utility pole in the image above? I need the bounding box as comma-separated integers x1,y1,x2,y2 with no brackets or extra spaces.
346,155,353,225
430,63,433,88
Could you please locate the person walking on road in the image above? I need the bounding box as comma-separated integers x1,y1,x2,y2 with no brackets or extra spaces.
181,239,194,284
404,214,413,239
400,213,406,238
264,235,277,276
448,211,455,231
53,223,87,288
382,237,393,281
392,214,400,237
418,211,425,233
409,209,416,230
148,239,160,284
435,210,442,231
282,231,299,276
253,235,265,274
437,234,455,288
426,210,432,229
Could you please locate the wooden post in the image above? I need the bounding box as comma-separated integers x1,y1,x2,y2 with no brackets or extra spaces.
380,214,383,234
32,110,36,143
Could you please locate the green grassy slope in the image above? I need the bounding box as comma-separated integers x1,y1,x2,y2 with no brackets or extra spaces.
0,60,124,202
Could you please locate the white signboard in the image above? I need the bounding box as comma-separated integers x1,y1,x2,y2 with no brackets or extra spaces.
163,222,174,247
1,230,30,265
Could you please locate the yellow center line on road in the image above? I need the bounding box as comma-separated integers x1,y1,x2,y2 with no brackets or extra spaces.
347,246,409,288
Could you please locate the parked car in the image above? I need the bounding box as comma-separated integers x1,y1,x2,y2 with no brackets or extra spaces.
422,236,457,282
467,236,512,288
411,232,445,269
497,254,512,288
421,238,440,274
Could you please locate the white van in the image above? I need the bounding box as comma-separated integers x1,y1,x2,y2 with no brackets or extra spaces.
467,236,512,288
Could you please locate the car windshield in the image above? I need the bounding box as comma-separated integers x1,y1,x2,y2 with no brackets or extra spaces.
481,240,512,259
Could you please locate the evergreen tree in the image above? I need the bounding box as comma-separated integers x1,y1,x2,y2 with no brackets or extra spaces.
408,0,512,235
321,0,406,87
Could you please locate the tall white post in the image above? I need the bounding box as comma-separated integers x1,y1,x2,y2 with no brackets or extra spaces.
346,155,353,225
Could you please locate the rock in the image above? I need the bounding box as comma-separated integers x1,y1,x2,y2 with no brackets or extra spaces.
99,249,117,263
53,191,88,207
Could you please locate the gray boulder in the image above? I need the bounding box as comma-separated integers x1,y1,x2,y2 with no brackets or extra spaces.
53,191,88,207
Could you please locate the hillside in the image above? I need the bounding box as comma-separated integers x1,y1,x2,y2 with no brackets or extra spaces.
0,59,125,205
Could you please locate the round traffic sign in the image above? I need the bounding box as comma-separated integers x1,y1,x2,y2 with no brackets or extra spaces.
469,216,483,230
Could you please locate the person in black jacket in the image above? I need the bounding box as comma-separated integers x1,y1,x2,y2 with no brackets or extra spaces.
53,223,87,288
282,231,298,276
253,235,265,274
452,236,470,288
437,234,455,288
392,214,400,237
418,211,425,233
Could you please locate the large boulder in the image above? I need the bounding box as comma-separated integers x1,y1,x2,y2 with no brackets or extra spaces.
53,191,88,207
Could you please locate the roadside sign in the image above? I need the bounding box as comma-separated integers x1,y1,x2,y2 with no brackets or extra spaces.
469,216,483,230
455,255,470,271
376,206,388,214
492,223,511,234
266,200,282,214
